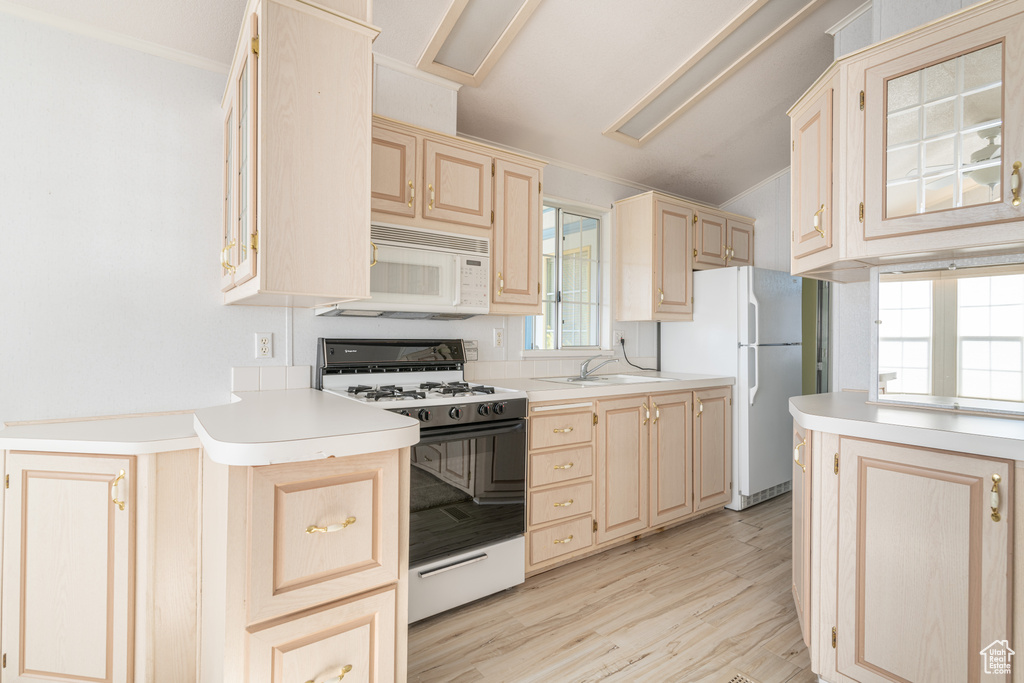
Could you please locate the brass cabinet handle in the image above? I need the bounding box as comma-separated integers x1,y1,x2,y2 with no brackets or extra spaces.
306,517,356,534
553,462,575,470
553,535,574,545
220,241,236,274
642,402,650,425
553,426,573,434
813,204,826,237
553,499,574,508
794,439,806,473
1012,162,1022,207
370,241,378,267
656,288,664,309
111,469,126,511
498,272,504,296
695,398,703,417
992,474,1002,522
407,180,415,208
305,665,352,683
428,183,434,210
652,402,660,425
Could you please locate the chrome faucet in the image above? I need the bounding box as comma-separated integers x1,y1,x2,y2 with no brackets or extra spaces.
579,355,619,379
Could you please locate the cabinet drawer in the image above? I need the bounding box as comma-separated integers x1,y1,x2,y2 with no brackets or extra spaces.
529,515,594,567
529,481,593,526
247,587,396,683
247,451,400,623
529,411,593,450
529,446,594,487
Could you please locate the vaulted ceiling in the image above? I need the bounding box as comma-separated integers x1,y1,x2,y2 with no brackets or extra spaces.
6,0,866,205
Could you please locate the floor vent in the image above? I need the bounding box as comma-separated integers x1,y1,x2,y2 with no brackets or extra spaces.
440,506,471,522
725,674,759,683
737,480,793,510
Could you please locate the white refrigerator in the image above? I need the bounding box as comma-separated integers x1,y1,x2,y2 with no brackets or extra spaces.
660,266,802,510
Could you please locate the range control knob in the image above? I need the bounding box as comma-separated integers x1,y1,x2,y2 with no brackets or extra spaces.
449,406,463,420
395,409,412,417
418,409,432,422
492,402,505,416
477,404,490,416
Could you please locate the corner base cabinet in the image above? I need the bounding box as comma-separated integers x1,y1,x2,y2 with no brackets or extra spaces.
792,423,1013,683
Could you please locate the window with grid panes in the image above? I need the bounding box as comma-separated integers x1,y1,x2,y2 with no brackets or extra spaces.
524,206,601,350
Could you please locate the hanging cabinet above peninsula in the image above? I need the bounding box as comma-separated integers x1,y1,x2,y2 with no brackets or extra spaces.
790,0,1024,282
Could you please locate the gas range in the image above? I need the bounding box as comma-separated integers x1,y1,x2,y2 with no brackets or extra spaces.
316,339,528,428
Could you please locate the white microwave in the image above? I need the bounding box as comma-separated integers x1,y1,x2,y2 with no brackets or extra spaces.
315,224,490,319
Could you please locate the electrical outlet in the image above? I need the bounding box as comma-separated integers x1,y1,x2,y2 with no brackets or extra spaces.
255,333,273,359
613,330,625,346
493,328,504,348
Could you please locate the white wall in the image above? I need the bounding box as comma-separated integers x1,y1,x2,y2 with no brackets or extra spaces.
719,169,792,272
0,16,659,424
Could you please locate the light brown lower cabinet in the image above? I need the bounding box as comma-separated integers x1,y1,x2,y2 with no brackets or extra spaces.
1,448,202,683
795,429,1014,683
526,387,731,576
205,448,410,683
791,422,811,648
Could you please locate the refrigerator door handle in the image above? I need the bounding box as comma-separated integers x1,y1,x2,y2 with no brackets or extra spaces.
749,344,760,406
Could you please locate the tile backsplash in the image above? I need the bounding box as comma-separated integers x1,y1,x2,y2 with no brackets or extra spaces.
231,366,311,392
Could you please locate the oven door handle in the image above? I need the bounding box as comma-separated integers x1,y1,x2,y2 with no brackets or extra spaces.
416,420,525,443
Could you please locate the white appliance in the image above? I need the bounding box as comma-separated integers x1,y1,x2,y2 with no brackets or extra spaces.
660,267,802,510
315,224,490,319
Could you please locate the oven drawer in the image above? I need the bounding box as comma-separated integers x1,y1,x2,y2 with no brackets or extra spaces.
529,515,594,567
529,410,593,450
529,481,593,526
247,450,400,623
529,446,593,487
247,586,396,683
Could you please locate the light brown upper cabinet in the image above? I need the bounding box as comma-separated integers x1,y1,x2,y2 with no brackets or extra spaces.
369,116,544,314
220,0,378,307
694,211,755,269
790,0,1024,281
725,218,754,266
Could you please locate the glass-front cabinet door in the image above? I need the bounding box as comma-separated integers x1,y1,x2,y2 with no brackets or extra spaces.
862,8,1024,239
233,13,259,287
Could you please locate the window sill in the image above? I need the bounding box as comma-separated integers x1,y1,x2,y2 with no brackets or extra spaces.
520,349,614,360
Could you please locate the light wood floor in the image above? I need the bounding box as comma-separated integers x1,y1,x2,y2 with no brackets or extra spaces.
408,493,812,683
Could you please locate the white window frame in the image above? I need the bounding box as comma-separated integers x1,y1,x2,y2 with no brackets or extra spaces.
514,197,613,358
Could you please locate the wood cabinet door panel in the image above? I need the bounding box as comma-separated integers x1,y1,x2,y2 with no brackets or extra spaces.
649,391,694,526
2,452,134,683
694,212,727,268
423,138,493,229
596,396,649,543
492,159,541,310
248,451,400,623
233,13,259,288
693,387,731,511
836,438,1012,683
248,587,396,683
862,10,1024,239
370,125,417,217
792,87,833,259
727,219,754,266
655,200,693,317
791,422,811,648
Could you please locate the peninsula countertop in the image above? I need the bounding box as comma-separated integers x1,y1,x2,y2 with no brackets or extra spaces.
790,391,1024,460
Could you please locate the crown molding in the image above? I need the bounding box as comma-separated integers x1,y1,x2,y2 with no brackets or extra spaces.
825,0,871,36
0,0,230,74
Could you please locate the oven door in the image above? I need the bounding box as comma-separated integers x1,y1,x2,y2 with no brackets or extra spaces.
409,420,526,567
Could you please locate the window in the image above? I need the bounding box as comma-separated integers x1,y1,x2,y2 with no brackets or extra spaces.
878,279,932,394
524,205,601,350
957,274,1024,401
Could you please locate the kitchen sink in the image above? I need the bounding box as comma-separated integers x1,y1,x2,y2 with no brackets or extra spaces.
537,374,672,386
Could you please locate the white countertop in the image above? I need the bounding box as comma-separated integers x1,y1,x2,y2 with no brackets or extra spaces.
0,413,200,455
493,372,735,403
193,389,420,466
790,392,1024,460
